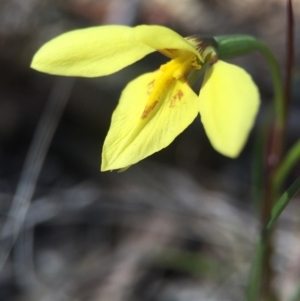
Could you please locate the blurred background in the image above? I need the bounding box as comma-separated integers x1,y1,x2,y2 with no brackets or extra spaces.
1,0,300,300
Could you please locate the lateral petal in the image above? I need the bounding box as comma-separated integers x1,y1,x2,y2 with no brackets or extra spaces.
199,61,260,157
101,72,198,171
31,26,155,77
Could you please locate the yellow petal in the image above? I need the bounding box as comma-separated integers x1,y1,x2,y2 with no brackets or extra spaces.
31,26,155,77
199,61,260,157
134,25,202,61
101,72,198,171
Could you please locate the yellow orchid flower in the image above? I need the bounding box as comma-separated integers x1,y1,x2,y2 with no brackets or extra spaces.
31,25,259,171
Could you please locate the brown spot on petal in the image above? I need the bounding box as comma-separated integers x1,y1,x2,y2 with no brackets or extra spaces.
169,89,184,108
147,80,155,95
158,49,177,58
165,49,175,53
141,101,159,119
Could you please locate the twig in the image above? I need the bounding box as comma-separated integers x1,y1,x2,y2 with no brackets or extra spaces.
284,0,294,117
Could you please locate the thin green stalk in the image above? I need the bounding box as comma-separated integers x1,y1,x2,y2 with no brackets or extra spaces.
246,236,265,301
214,32,293,300
247,177,300,301
265,177,300,232
215,34,285,300
273,140,300,194
251,127,266,212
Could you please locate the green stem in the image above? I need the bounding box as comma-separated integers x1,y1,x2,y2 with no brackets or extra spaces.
265,177,300,232
215,35,285,301
248,177,300,301
273,140,300,195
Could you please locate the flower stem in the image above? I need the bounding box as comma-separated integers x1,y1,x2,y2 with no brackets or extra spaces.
215,34,286,300
260,1,294,297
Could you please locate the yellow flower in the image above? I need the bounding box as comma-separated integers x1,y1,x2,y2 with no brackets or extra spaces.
31,25,259,171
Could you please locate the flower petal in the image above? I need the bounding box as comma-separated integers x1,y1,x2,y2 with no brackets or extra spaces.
198,61,260,157
31,26,155,77
134,25,202,60
101,72,198,171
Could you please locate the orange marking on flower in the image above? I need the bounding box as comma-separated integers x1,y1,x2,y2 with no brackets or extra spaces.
157,48,178,58
177,89,184,100
169,89,184,108
141,101,159,119
165,49,175,53
147,79,155,95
